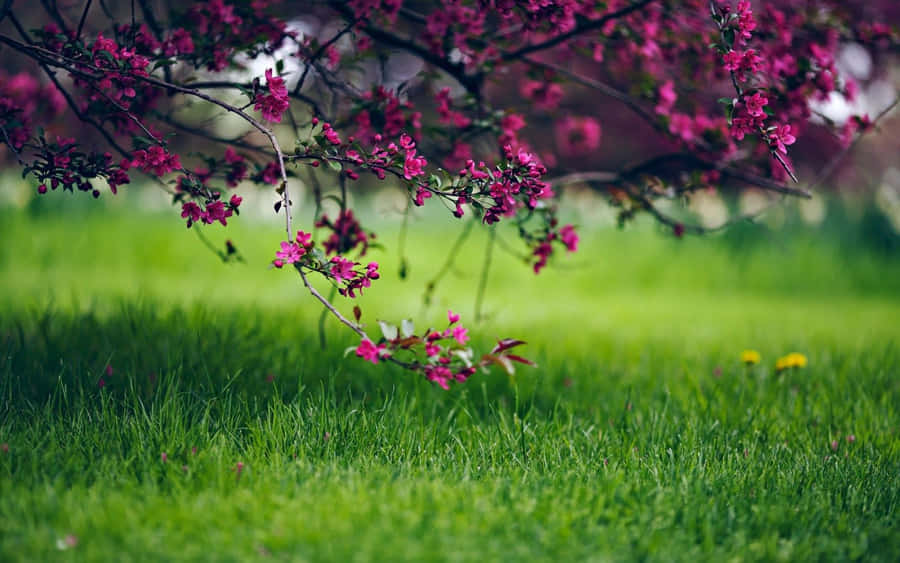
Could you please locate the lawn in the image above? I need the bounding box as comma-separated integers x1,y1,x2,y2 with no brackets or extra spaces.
1,193,899,562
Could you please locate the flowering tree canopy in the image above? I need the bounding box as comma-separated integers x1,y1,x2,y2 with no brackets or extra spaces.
1,1,897,389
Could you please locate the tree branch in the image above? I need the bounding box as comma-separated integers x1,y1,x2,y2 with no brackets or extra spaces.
502,0,661,60
331,3,483,95
76,0,93,41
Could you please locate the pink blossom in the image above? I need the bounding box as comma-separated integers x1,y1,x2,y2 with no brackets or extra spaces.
224,147,243,164
655,80,677,115
735,1,756,44
181,202,203,226
425,365,452,390
451,325,469,345
131,146,181,176
448,310,460,324
425,342,441,357
723,50,743,72
329,256,356,284
260,162,280,185
560,224,579,252
356,338,388,364
520,79,564,111
254,69,290,123
403,150,427,180
414,186,432,206
275,241,304,264
744,92,768,118
768,124,796,154
168,28,195,55
323,125,342,146
555,116,602,157
533,241,553,274
295,230,313,247
203,200,232,226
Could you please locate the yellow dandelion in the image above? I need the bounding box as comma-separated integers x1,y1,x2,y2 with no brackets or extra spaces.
741,350,761,365
775,352,808,371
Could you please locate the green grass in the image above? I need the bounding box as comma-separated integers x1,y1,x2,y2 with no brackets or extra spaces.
1,196,899,562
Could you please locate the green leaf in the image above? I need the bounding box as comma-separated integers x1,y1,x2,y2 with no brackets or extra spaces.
311,248,327,267
723,28,735,48
327,159,343,172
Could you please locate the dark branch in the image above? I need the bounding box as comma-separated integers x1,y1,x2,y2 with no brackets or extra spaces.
76,0,93,40
502,0,661,60
332,3,483,95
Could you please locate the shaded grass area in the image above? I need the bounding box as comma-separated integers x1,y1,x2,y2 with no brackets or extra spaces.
1,203,899,561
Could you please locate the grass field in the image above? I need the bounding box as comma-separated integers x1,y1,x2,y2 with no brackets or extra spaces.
1,194,899,562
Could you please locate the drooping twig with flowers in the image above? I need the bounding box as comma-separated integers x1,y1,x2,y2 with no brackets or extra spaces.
0,1,897,388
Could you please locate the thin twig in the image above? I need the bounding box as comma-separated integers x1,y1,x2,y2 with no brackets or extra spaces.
294,19,358,96
317,285,338,350
806,95,900,192
297,268,364,337
422,218,475,311
76,0,93,40
474,227,495,322
0,126,26,165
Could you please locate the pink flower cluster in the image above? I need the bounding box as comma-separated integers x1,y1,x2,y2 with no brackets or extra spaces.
185,0,288,71
330,258,380,298
713,2,798,162
722,49,763,82
354,310,533,390
520,78,564,112
554,116,602,157
223,148,249,187
254,69,290,124
400,134,427,180
423,2,488,67
533,223,579,274
315,209,373,256
22,135,131,198
180,194,242,228
0,72,65,150
348,0,402,23
479,146,553,225
435,88,471,129
131,146,182,177
272,230,314,267
353,87,422,144
356,338,390,364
